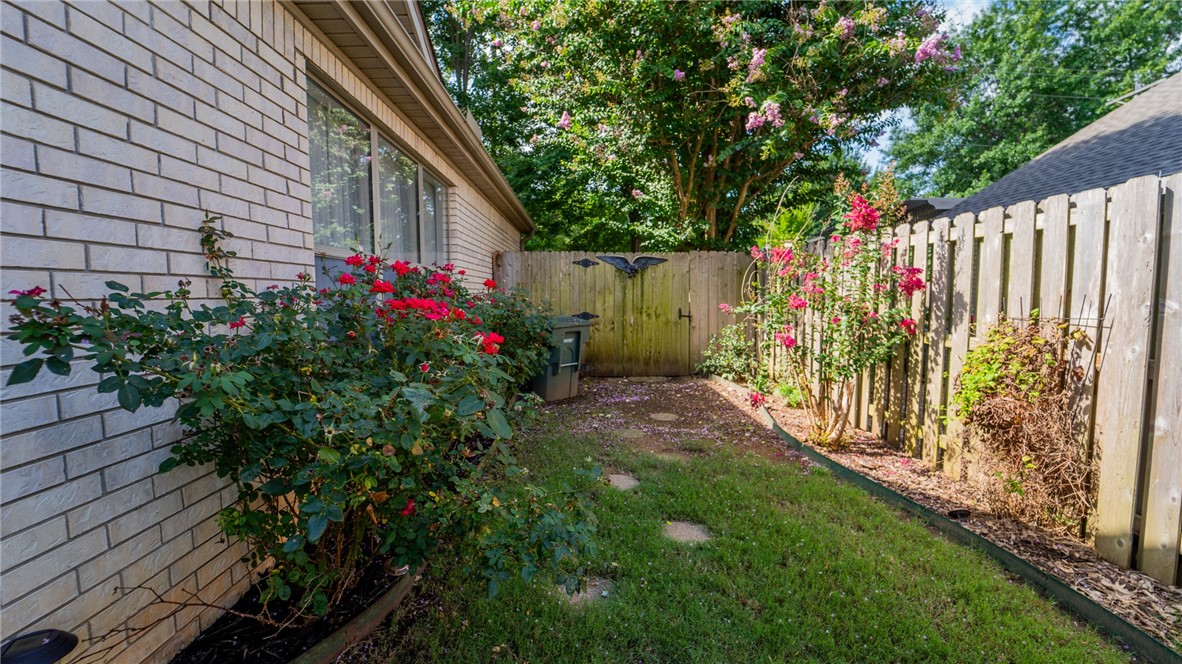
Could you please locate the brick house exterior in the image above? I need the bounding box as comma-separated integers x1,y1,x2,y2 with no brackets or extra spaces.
0,1,533,661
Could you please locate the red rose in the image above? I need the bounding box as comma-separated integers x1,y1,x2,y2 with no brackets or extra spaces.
229,317,246,329
9,286,47,298
419,362,430,372
338,273,357,285
345,254,365,266
483,279,497,289
401,499,416,517
370,279,395,294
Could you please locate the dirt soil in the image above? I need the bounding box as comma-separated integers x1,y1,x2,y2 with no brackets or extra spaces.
557,376,813,470
759,390,1182,648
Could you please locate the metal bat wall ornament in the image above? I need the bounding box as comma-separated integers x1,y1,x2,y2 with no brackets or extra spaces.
597,255,667,277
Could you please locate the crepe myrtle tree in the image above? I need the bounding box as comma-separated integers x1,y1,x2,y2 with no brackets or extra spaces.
466,0,959,248
729,173,924,446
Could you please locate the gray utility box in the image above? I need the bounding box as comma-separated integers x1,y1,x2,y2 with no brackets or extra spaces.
532,316,592,401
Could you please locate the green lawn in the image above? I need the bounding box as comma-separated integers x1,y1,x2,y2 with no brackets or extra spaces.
365,418,1124,663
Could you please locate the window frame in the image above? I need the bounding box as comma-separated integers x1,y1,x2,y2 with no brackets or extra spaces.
306,76,449,266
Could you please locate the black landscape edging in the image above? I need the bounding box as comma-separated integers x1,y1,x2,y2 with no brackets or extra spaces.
731,387,1180,663
286,565,422,664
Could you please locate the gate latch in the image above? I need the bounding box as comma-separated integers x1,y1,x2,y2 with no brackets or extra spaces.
678,307,692,321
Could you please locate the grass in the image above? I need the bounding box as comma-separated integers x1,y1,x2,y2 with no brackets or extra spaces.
364,416,1125,663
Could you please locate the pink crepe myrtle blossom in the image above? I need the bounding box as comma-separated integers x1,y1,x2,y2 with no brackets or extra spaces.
876,77,890,87
719,303,733,314
531,20,541,31
775,327,797,349
745,111,765,131
557,111,572,130
915,33,960,64
843,195,880,232
893,265,926,297
673,69,686,81
491,38,503,48
788,294,808,310
836,16,855,40
721,12,741,26
747,47,767,81
769,245,793,264
631,189,644,199
760,100,784,128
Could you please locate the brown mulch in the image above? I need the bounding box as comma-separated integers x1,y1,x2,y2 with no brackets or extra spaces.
750,388,1182,649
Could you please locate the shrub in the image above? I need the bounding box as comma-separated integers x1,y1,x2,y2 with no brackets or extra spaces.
730,172,923,446
6,215,595,621
952,314,1095,536
696,322,757,382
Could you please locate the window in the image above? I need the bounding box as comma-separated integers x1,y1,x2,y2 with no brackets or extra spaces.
307,81,446,268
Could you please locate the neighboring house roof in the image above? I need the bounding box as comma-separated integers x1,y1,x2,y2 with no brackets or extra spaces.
943,73,1182,218
904,197,963,223
290,1,535,234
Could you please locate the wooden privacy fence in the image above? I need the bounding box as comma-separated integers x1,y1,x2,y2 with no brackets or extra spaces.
492,251,752,377
791,173,1180,586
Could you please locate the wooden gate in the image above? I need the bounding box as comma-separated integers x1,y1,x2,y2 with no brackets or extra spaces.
493,251,752,376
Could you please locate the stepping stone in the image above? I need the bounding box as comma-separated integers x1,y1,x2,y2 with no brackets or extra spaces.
612,428,646,439
649,412,679,422
608,473,639,490
561,577,614,606
628,376,669,383
664,521,711,543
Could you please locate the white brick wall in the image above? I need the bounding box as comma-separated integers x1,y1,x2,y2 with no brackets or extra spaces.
0,1,523,661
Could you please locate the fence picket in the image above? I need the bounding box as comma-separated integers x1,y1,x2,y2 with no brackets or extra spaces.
887,223,911,446
923,218,951,467
905,222,930,457
1140,173,1182,585
1006,201,1037,318
978,207,1005,329
1039,195,1071,318
1094,176,1163,567
944,213,976,479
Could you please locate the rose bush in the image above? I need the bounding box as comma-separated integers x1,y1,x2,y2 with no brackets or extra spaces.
6,215,595,620
728,174,923,446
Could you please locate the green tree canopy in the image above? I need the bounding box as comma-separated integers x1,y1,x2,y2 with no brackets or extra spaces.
886,0,1182,197
428,0,961,250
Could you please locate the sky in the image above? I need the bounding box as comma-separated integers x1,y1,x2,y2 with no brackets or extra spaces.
861,0,991,171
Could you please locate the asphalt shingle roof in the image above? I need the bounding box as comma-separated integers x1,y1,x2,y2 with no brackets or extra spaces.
942,73,1182,218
